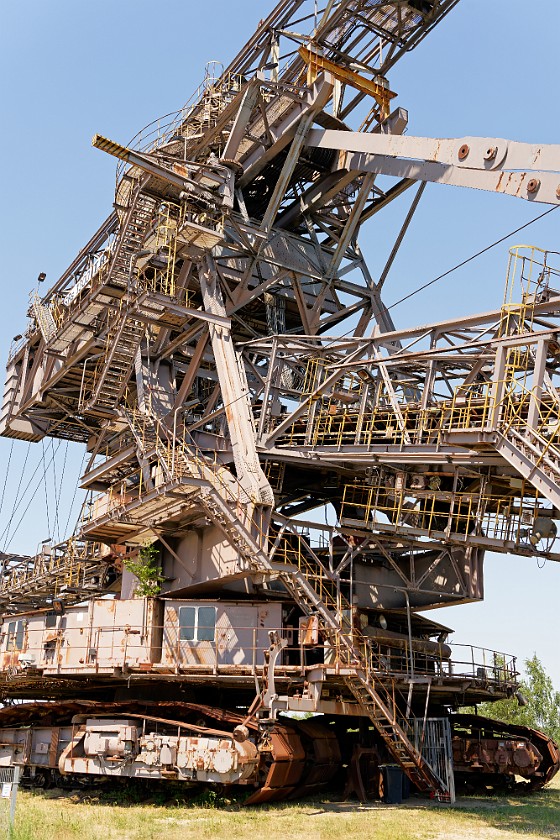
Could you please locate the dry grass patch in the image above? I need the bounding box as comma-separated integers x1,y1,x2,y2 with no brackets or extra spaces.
3,775,559,840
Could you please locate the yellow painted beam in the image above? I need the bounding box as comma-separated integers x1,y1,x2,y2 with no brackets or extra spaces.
299,46,396,118
92,134,132,162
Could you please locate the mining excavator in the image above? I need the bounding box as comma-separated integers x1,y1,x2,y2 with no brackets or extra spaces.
0,0,559,803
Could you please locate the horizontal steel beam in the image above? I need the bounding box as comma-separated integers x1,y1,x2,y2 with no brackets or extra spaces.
307,129,560,205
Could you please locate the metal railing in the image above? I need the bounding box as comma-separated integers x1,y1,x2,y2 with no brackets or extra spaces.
273,247,560,460
0,616,518,691
340,479,557,552
114,70,246,187
0,538,112,601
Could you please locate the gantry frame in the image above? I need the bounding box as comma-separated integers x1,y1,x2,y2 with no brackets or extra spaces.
2,0,560,795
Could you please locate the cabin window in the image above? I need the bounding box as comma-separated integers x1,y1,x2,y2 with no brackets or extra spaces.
44,638,57,664
6,621,25,650
178,607,195,641
6,622,15,649
178,606,216,642
45,611,57,629
197,607,216,642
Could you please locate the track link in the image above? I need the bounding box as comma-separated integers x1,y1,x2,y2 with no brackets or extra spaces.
0,701,340,803
452,714,560,792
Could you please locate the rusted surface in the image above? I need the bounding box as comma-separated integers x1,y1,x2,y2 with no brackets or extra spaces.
0,700,337,803
0,699,253,730
245,719,341,805
288,718,341,797
1,0,560,807
244,724,305,804
0,704,557,802
452,714,560,790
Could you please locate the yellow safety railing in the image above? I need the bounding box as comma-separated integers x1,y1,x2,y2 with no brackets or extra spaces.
341,479,546,549
0,538,111,598
500,245,560,336
275,246,560,459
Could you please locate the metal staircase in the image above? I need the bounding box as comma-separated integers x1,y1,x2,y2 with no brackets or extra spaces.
125,409,449,796
494,424,560,511
269,544,447,794
87,311,145,412
127,411,265,566
108,189,156,292
85,188,156,411
30,290,57,343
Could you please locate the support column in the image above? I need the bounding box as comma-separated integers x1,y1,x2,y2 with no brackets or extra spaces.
199,256,274,506
527,338,549,429
490,344,507,429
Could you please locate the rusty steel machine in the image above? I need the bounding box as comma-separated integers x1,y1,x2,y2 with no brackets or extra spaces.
0,0,560,803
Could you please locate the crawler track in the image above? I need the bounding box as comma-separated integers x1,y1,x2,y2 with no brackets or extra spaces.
0,703,556,800
0,700,340,802
452,714,560,792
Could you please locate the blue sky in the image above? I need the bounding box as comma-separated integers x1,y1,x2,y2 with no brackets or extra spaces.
0,1,558,686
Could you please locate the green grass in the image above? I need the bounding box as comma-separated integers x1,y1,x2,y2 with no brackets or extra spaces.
4,775,559,840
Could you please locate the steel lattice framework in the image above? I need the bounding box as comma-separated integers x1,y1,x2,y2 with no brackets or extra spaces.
2,0,560,796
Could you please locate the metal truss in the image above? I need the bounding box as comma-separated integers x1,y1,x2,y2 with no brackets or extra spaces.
2,0,560,794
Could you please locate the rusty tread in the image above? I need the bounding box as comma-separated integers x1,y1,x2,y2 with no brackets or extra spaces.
452,713,560,790
0,700,340,804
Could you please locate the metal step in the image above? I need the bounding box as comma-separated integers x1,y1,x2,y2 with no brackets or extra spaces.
495,427,560,510
124,410,449,797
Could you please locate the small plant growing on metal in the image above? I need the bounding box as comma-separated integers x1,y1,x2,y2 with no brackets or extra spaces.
122,543,164,597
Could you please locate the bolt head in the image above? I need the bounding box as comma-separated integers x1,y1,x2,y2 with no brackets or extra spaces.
484,146,498,161
458,144,470,161
527,178,541,194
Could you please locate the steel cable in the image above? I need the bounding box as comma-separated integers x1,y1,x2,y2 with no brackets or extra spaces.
0,442,31,547
0,439,14,519
41,439,51,542
53,440,69,543
1,441,61,550
387,204,560,311
63,448,87,537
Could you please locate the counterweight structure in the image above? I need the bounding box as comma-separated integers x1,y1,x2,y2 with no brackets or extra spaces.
0,0,559,802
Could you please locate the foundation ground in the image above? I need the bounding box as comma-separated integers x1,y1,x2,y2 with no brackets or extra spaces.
5,774,559,840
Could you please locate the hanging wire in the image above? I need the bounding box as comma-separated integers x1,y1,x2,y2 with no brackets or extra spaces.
387,204,560,311
0,442,31,546
41,439,51,542
0,439,14,519
63,448,87,537
54,440,69,543
49,437,62,543
1,441,61,550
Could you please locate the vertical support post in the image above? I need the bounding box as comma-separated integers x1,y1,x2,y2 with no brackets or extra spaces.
199,256,274,507
406,681,413,717
257,337,278,439
421,331,438,412
7,764,20,839
404,591,414,680
527,338,548,429
490,344,507,429
172,409,178,477
270,35,279,83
